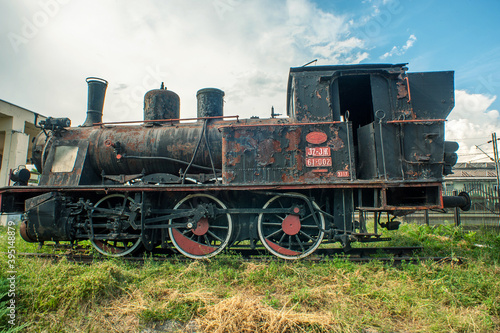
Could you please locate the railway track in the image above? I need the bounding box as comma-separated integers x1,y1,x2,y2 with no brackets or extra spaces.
8,246,465,265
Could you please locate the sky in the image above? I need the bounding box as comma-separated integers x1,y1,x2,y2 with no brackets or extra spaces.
1,0,499,163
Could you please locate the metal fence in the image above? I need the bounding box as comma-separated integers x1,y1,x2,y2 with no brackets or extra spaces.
403,182,500,229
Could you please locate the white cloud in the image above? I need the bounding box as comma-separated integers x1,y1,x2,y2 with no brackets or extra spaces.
380,34,416,59
1,0,369,124
446,90,500,162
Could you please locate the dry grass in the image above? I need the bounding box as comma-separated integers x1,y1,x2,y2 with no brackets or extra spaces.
84,289,148,332
197,294,332,333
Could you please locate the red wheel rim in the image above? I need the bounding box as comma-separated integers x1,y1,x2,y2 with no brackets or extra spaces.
171,229,217,256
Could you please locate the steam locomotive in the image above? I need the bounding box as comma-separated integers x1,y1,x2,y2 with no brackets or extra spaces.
1,63,470,259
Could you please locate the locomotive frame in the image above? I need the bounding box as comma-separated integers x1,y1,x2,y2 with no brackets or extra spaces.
0,63,470,260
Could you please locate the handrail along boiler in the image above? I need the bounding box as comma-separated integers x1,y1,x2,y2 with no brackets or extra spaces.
0,63,470,259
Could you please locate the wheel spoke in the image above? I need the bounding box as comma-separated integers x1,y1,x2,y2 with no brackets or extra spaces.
295,235,305,252
121,196,128,210
207,230,223,242
262,222,282,227
299,230,314,241
266,228,283,240
203,235,210,245
301,224,321,229
278,232,286,245
273,214,285,221
302,213,314,220
209,225,229,230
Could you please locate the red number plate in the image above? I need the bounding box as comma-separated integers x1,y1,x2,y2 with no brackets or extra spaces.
337,170,350,178
306,147,330,156
306,157,332,167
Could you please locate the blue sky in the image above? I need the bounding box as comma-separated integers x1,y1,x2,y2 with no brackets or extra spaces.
1,0,499,162
316,0,500,97
328,0,500,97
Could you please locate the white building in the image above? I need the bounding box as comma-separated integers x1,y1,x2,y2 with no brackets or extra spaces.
0,99,46,187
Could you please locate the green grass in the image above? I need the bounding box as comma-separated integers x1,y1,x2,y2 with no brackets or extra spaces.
0,223,499,332
385,223,500,261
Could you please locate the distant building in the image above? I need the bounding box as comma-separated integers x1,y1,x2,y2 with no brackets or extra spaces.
0,99,46,187
445,162,497,189
402,163,499,226
445,162,498,212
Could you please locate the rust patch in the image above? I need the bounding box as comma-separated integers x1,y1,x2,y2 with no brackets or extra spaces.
222,171,235,183
396,80,408,99
405,170,420,178
282,173,302,183
230,142,244,153
225,135,258,156
256,139,281,166
222,136,229,153
273,138,282,152
295,153,304,172
285,128,301,152
239,136,258,151
327,130,345,151
303,170,336,182
225,154,241,166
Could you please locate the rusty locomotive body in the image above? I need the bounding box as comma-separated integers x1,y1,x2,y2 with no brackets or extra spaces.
1,63,470,259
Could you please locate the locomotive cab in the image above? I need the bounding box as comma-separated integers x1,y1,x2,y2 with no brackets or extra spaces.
287,63,458,178
286,63,454,123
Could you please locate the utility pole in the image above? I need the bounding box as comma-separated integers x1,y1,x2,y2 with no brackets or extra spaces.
490,133,500,211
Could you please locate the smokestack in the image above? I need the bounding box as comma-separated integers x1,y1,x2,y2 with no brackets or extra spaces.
82,77,108,126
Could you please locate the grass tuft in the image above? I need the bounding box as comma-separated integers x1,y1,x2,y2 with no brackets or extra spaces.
1,224,499,332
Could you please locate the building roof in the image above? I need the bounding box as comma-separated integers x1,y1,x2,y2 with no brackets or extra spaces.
447,162,497,180
453,162,495,169
0,98,46,118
